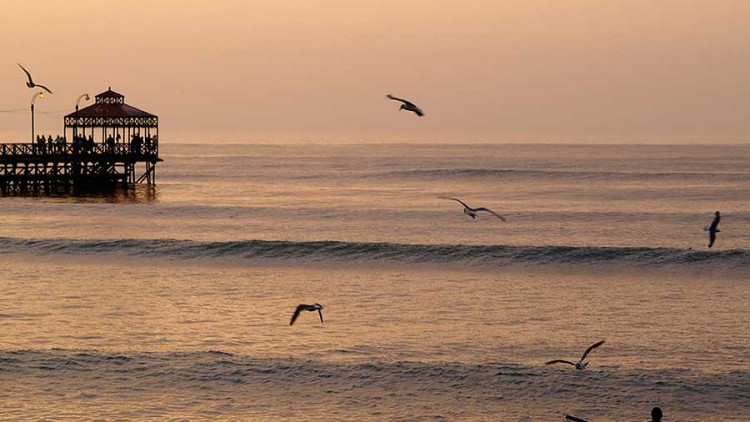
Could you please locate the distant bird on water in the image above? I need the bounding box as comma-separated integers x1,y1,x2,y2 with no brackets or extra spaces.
546,340,605,370
443,197,506,221
386,94,424,116
705,211,721,248
17,63,53,94
289,303,324,326
565,415,589,422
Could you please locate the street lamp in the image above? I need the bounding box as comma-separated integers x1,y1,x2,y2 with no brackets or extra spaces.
74,94,90,138
31,91,44,144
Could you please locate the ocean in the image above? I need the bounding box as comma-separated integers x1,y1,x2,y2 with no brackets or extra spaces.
0,143,748,421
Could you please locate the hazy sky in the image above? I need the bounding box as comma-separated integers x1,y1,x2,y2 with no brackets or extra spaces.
2,0,749,143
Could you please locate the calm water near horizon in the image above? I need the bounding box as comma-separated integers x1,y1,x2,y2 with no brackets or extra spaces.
0,143,748,420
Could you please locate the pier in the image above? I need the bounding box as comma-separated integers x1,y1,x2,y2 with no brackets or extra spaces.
0,88,161,195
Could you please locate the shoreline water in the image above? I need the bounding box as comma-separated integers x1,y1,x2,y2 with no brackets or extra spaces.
0,348,747,421
0,143,748,420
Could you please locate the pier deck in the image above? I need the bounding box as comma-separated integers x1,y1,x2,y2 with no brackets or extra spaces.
0,142,160,195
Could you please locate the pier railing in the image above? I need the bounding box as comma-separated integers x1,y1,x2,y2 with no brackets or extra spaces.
0,142,159,160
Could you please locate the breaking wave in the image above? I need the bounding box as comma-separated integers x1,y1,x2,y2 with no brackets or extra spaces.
0,349,746,421
0,236,747,269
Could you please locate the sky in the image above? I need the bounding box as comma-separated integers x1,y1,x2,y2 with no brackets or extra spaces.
1,0,749,143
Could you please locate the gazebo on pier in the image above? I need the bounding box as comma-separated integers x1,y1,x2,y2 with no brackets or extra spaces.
63,88,160,185
0,88,161,196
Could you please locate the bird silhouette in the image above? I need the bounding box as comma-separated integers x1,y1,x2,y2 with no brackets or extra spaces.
289,303,324,326
546,340,605,370
386,94,424,116
18,63,53,94
443,197,506,221
705,211,721,248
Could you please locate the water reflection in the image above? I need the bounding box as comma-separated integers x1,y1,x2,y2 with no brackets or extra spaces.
1,184,158,203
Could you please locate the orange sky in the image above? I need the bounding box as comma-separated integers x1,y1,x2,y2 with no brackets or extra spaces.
1,0,749,143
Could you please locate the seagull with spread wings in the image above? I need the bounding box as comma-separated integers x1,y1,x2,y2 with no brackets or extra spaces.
289,303,324,326
546,340,605,370
386,94,424,116
705,211,721,248
443,197,506,221
18,63,53,94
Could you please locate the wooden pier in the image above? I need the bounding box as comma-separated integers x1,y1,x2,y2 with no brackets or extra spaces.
0,88,161,196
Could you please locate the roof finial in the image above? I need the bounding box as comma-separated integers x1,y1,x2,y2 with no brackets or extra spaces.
109,86,111,91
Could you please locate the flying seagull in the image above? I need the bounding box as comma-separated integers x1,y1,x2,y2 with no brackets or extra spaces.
17,63,53,94
289,303,324,326
705,211,721,248
546,340,605,370
386,94,424,116
443,197,506,221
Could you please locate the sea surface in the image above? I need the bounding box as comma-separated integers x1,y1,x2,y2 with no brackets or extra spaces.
0,143,748,421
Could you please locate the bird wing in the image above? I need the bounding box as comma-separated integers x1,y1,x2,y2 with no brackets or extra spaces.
36,84,53,94
545,360,576,366
580,340,605,361
444,197,470,209
710,214,721,231
18,63,33,84
290,305,304,326
386,94,416,108
708,231,716,248
317,309,324,323
474,207,507,222
565,415,590,422
413,107,424,117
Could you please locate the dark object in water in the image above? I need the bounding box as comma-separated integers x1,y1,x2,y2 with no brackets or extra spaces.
651,406,663,422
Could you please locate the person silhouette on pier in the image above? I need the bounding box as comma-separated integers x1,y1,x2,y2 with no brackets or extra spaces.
131,134,142,155
55,135,65,153
38,135,47,154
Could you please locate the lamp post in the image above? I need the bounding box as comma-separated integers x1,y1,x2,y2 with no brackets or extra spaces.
74,94,90,139
31,91,44,144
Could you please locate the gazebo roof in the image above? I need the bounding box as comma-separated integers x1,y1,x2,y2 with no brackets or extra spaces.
64,88,158,128
96,88,125,99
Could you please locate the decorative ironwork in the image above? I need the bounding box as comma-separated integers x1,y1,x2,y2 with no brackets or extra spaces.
95,90,125,104
64,116,159,128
